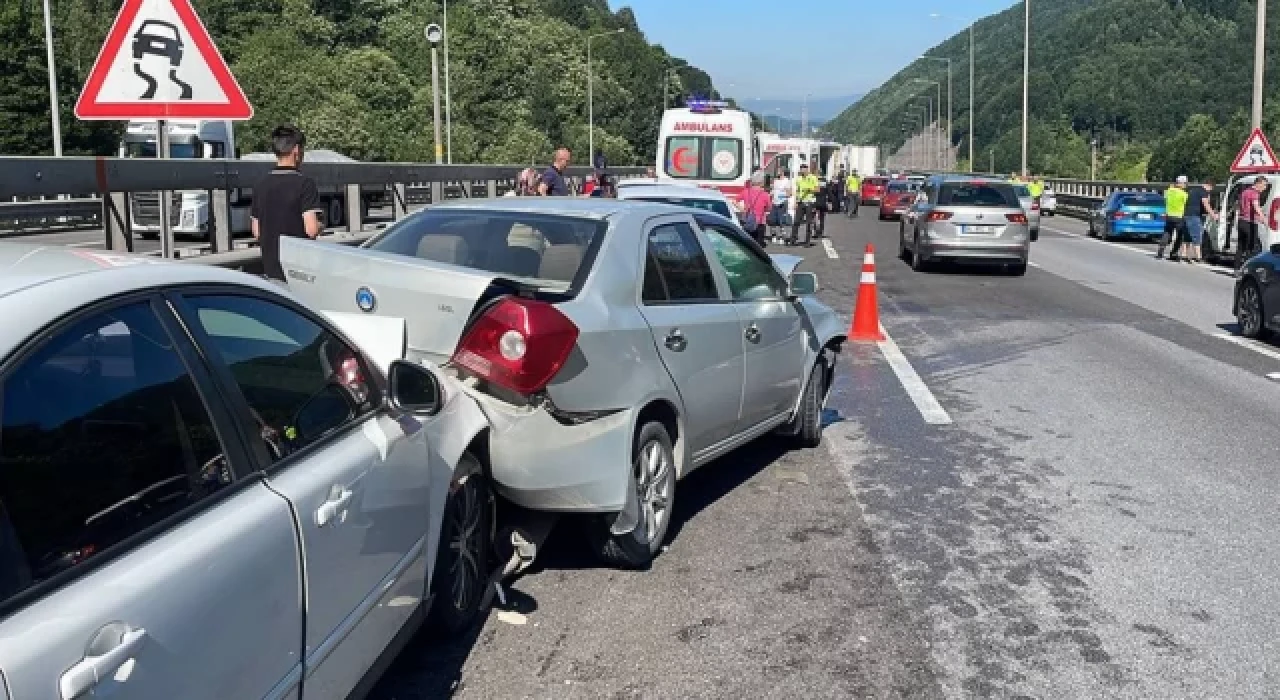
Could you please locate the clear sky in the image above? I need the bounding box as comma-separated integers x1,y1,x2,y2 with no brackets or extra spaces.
607,0,1021,101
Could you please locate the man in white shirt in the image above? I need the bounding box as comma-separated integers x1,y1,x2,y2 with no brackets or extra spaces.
770,172,793,243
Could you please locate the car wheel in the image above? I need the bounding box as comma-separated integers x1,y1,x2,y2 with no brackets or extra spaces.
1087,219,1096,236
911,233,927,272
794,361,826,448
898,229,909,261
427,452,495,634
1237,279,1267,339
1007,261,1028,276
591,421,676,569
1030,227,1039,242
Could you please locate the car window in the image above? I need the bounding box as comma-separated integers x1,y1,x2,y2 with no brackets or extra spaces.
365,210,607,288
630,196,734,220
0,301,230,605
708,138,743,181
642,222,720,303
938,183,1020,208
701,227,787,300
1117,194,1164,208
183,295,378,461
665,136,700,179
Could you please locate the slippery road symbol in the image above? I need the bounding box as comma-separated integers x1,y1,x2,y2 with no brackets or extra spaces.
131,20,191,100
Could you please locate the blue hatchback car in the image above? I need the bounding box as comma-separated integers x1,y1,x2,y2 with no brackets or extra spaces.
1088,191,1167,241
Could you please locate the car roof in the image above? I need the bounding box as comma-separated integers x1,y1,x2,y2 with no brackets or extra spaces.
0,242,290,358
616,185,731,202
429,197,627,218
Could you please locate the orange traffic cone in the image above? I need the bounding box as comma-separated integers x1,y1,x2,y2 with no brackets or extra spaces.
849,244,886,342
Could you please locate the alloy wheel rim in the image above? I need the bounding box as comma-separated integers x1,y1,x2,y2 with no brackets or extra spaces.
1241,286,1262,334
634,440,673,545
447,480,484,610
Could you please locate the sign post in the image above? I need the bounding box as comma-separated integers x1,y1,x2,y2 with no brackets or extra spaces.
75,0,252,258
1230,127,1279,174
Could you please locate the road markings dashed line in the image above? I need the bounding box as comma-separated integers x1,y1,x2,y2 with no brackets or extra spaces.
876,323,953,425
1211,332,1280,364
822,238,839,259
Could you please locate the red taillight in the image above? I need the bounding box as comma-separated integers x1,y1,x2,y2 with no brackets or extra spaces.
1006,213,1028,224
451,297,579,395
1112,211,1127,220
926,211,953,222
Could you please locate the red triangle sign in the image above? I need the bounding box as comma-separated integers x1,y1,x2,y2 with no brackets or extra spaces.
74,0,252,121
1230,127,1279,174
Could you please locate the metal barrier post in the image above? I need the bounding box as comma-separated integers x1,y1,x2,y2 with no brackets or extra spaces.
345,184,363,233
210,188,232,253
392,183,409,219
431,181,444,205
460,180,473,198
103,192,132,252
486,179,498,198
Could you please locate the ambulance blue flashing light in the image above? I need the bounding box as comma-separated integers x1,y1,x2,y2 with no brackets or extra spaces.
687,99,730,114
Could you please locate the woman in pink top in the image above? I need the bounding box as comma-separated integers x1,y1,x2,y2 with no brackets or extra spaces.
739,174,772,245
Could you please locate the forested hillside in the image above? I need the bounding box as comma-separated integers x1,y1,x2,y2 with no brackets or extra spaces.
0,0,719,164
826,0,1280,181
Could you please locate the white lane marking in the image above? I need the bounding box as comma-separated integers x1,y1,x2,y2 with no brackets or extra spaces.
1029,261,1042,268
1212,332,1280,363
68,241,102,248
876,323,953,425
1268,372,1280,381
823,238,839,259
1041,225,1151,256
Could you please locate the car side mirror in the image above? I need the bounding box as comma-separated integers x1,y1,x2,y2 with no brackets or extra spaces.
388,359,444,415
789,271,818,296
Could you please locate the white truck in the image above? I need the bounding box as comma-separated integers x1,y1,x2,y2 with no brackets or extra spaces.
840,145,879,177
120,120,385,240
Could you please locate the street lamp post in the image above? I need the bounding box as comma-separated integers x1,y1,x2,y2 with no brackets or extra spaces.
424,24,444,164
1252,0,1267,129
912,79,941,169
41,0,62,156
921,56,952,170
443,0,452,163
931,13,975,171
588,28,625,167
1021,0,1031,176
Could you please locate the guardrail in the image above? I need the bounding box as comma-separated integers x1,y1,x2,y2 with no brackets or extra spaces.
0,157,644,253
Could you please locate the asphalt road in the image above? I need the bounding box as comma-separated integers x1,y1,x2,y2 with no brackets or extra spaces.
365,206,1280,699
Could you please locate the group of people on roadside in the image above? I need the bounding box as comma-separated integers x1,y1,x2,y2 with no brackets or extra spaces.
510,147,628,198
1158,176,1217,264
735,164,857,248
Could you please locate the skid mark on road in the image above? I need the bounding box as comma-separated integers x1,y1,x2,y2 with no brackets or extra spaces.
876,323,953,425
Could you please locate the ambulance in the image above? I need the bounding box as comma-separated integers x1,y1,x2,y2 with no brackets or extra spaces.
757,137,819,182
656,100,757,205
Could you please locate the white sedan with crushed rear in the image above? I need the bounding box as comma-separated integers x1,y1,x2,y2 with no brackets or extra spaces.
281,198,847,568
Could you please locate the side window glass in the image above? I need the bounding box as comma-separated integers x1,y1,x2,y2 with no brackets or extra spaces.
642,250,669,302
0,302,229,604
702,228,787,300
665,137,700,179
184,295,379,461
644,222,719,303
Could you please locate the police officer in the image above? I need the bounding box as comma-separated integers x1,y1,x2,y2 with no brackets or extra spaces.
845,169,862,217
790,164,820,246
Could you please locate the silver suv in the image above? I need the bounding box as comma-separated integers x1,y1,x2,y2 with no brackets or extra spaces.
899,175,1031,276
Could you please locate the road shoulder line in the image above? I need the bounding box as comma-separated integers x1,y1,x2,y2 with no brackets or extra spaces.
876,323,953,425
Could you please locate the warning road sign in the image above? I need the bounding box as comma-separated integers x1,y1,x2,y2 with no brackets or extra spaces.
75,0,252,120
1230,127,1279,174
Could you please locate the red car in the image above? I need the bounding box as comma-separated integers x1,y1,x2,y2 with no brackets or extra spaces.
860,176,889,205
878,181,919,220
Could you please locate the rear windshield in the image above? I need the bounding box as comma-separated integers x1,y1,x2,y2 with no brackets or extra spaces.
937,182,1020,208
364,210,607,288
1116,194,1164,207
865,178,888,186
630,196,734,220
887,182,919,193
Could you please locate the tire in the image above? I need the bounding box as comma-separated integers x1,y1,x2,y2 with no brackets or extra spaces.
1236,279,1267,340
794,362,826,448
427,452,495,634
910,232,927,272
1087,219,1095,236
898,228,909,261
591,421,676,569
1007,261,1028,276
1030,227,1040,242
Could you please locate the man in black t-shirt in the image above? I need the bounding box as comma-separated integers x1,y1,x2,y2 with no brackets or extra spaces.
538,148,573,196
250,125,323,282
1182,178,1216,264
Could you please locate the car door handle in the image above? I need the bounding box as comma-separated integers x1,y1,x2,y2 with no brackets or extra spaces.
664,329,687,352
744,323,762,343
315,487,354,527
60,627,147,700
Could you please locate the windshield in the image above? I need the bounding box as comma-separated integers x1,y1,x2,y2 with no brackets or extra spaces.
364,210,608,288
125,141,200,159
938,182,1020,208
630,196,733,220
1116,194,1164,208
887,182,919,193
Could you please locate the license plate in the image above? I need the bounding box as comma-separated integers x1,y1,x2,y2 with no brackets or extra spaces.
1136,213,1153,220
961,225,997,234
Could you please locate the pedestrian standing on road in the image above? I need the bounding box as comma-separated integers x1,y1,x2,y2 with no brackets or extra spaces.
250,125,322,284
1236,176,1267,270
1182,178,1216,264
739,175,770,246
1159,176,1190,261
789,163,819,247
538,148,573,196
846,170,862,217
770,170,793,242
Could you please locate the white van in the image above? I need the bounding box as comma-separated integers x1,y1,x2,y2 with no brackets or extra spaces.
1203,174,1280,264
758,137,819,182
656,101,756,206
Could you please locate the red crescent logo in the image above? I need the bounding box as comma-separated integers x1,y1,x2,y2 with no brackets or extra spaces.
671,147,698,176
